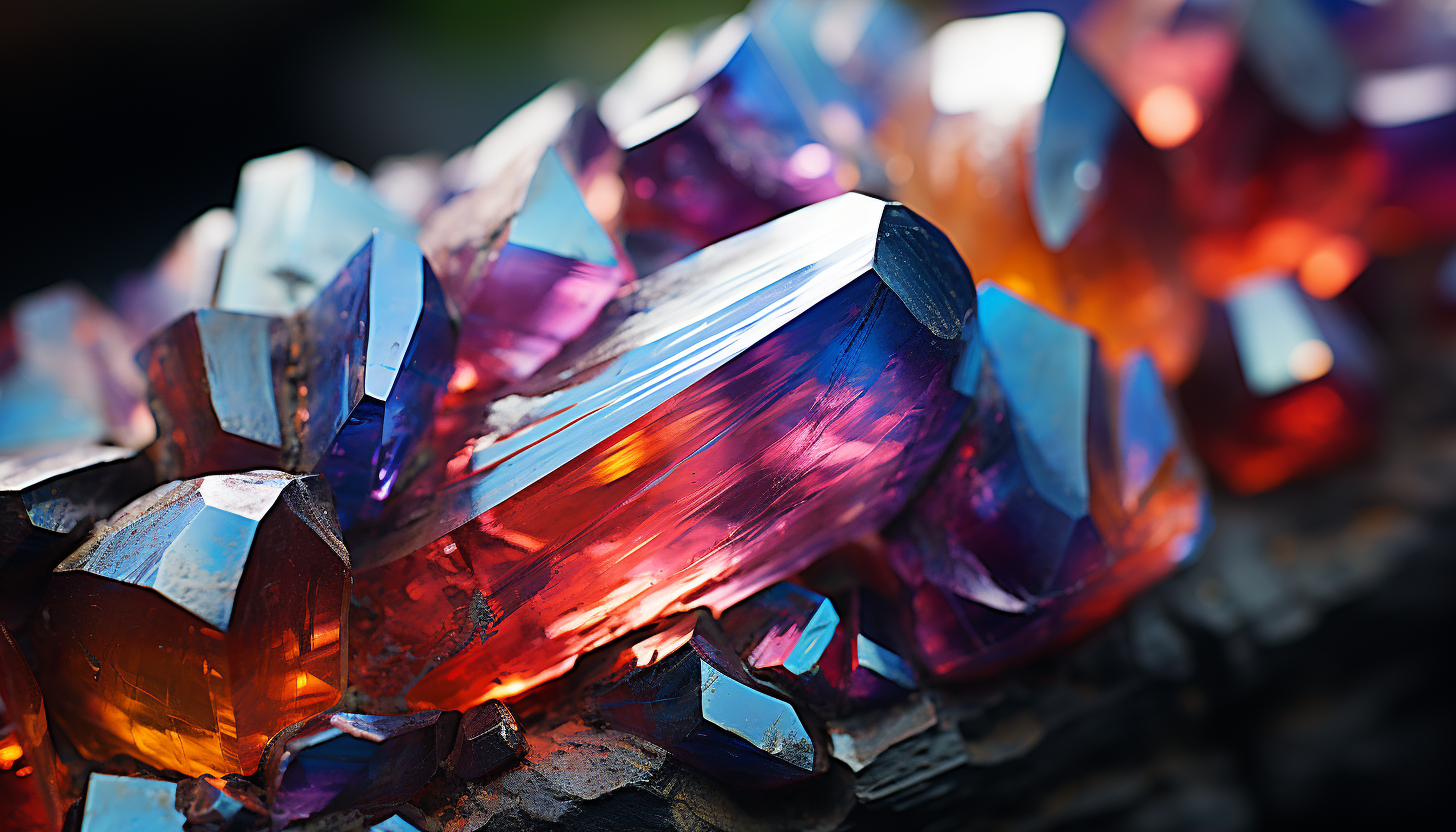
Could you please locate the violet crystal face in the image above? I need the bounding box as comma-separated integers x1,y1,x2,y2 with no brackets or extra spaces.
350,193,974,711
35,470,351,777
886,283,1210,680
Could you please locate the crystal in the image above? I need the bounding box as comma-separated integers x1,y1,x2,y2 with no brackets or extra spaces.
264,711,451,828
444,700,525,781
0,444,154,628
418,83,633,399
288,230,455,531
35,471,350,777
602,15,848,271
720,582,916,718
1,623,65,832
174,775,266,832
138,310,283,481
586,611,825,789
76,774,186,832
348,194,971,710
878,13,1206,380
113,208,236,346
1179,274,1377,494
1240,0,1352,132
0,285,155,453
885,284,1209,679
371,817,425,832
215,148,417,316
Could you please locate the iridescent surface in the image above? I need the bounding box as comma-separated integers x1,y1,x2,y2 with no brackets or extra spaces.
1181,275,1377,494
77,774,186,832
36,471,350,777
1,623,64,832
886,284,1209,679
216,148,417,316
0,444,155,628
0,285,155,453
350,194,971,710
265,710,449,828
587,611,823,789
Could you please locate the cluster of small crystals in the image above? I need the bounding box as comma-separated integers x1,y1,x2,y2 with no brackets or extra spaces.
1,0,1453,828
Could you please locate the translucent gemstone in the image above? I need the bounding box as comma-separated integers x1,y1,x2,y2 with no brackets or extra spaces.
445,700,525,781
1,623,65,832
586,611,824,788
419,88,633,398
721,582,916,718
139,309,284,481
112,208,236,346
603,15,847,271
349,194,972,709
264,711,451,827
174,775,266,832
372,816,426,832
885,284,1210,679
1180,274,1376,494
77,774,186,832
877,13,1206,381
0,285,155,453
290,231,455,531
0,444,155,628
35,471,351,777
215,148,417,316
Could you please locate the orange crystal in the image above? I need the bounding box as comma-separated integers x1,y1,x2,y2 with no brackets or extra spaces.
1,623,65,832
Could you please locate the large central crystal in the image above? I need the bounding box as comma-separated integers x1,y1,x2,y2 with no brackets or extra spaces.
350,193,974,709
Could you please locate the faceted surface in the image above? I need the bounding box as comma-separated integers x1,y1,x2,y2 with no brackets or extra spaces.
36,471,350,777
290,231,455,531
175,775,266,832
113,208,236,346
0,444,155,628
603,15,847,271
878,13,1206,381
721,582,916,718
445,700,525,781
77,774,186,832
139,309,283,481
1180,275,1377,494
349,194,972,710
0,285,155,453
1,623,65,832
265,711,450,828
371,817,425,832
885,284,1209,679
215,148,417,316
587,611,824,789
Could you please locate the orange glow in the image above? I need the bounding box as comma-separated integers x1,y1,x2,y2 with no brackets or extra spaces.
0,735,24,769
448,360,479,394
1135,85,1202,148
1299,236,1367,298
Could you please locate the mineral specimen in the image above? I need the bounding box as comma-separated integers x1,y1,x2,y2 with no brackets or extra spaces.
0,444,155,628
215,148,416,316
36,471,350,777
1,623,65,832
0,285,154,453
1180,274,1377,494
76,774,186,832
175,775,267,832
885,284,1209,679
265,711,451,828
444,700,525,781
349,193,973,710
586,611,825,789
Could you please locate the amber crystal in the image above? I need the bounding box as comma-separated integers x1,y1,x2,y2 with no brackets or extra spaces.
1,623,65,832
35,471,350,777
349,193,973,709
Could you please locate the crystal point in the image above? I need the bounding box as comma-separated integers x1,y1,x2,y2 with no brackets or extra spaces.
445,700,525,781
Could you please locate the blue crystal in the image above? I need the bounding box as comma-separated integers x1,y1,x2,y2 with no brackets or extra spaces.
78,774,186,832
372,816,426,832
1031,44,1120,251
1225,273,1329,397
508,148,619,267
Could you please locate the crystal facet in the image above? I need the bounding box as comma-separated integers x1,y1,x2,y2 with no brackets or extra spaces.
885,284,1209,679
586,611,824,789
175,775,267,832
349,194,972,709
76,774,186,832
1,623,65,832
36,471,350,777
444,700,525,781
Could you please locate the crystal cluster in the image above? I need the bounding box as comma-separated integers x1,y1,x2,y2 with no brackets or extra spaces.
3,0,1451,826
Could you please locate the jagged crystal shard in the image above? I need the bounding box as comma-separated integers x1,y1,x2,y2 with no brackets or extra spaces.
293,231,454,531
350,194,972,710
216,148,417,316
446,700,525,781
1,623,65,832
887,284,1209,679
0,285,154,453
265,711,451,827
36,471,351,777
77,774,186,832
0,444,155,627
588,612,823,789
